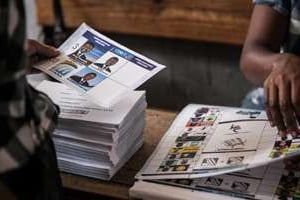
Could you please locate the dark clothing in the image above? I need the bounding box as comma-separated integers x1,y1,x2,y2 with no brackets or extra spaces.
69,75,93,87
0,0,62,199
0,135,63,200
254,0,300,54
94,63,111,73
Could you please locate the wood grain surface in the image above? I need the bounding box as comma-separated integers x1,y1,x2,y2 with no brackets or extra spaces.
35,0,253,45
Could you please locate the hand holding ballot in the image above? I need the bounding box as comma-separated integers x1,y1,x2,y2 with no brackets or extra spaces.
34,23,165,107
27,39,60,65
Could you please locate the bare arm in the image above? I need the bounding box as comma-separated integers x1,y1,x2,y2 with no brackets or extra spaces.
240,5,289,85
241,5,300,134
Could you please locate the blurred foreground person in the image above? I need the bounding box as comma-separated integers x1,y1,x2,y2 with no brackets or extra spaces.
0,1,63,199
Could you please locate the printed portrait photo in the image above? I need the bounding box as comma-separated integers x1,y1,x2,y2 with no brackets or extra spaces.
167,153,180,160
176,135,206,142
172,164,189,172
185,117,204,127
50,60,78,77
180,152,197,159
203,115,217,124
194,107,209,117
231,181,250,192
91,51,127,76
227,156,244,165
274,140,292,151
67,67,106,91
68,39,106,66
157,165,171,172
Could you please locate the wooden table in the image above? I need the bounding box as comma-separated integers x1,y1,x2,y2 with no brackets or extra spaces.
60,109,177,199
36,0,252,45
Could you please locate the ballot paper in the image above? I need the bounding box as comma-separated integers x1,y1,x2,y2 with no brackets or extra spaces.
131,161,300,200
131,104,300,199
35,23,165,107
35,80,147,180
36,80,146,129
136,104,300,180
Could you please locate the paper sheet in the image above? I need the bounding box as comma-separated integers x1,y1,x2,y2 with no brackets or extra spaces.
35,23,165,107
136,104,300,180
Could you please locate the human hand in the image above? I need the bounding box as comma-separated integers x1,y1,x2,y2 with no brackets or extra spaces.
263,53,300,136
26,39,60,65
284,155,300,171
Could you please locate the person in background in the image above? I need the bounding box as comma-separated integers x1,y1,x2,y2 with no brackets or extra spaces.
240,1,300,138
0,1,63,199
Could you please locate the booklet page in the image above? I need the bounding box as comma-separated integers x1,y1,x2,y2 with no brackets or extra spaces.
136,104,300,180
35,23,165,107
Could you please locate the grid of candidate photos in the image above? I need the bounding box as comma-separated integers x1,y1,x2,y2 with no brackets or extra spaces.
157,107,220,173
269,133,300,159
144,105,300,178
154,161,300,200
47,29,159,92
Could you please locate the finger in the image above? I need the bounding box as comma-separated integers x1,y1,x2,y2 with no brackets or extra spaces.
284,156,300,170
269,83,286,132
291,80,300,125
264,80,274,126
28,40,59,57
279,81,298,131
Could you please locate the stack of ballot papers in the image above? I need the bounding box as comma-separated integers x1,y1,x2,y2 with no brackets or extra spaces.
31,22,166,180
36,80,147,180
131,104,300,199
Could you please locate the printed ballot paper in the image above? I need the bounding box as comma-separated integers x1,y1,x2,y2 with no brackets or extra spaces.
130,104,300,199
32,77,147,180
35,23,165,107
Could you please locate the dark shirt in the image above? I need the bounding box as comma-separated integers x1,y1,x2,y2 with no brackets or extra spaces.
94,63,112,73
0,0,59,174
70,75,93,87
254,0,300,54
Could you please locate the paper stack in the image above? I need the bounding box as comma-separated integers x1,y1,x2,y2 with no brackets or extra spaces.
36,80,146,180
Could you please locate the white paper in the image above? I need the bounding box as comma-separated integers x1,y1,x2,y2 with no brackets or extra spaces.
131,161,295,200
136,104,300,180
36,80,145,127
34,23,165,107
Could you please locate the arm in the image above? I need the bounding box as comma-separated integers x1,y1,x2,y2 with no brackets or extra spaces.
241,5,300,133
240,5,289,85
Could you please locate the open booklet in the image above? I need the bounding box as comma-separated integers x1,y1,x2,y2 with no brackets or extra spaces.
131,161,300,199
131,104,300,199
35,23,165,107
136,104,300,180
